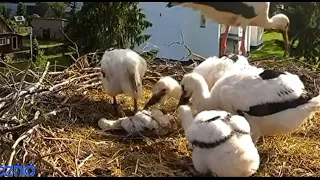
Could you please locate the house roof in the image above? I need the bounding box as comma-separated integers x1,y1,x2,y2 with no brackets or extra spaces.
0,32,24,37
26,5,51,17
0,16,14,32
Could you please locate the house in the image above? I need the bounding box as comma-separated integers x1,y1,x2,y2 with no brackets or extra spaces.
134,2,264,61
30,17,67,41
0,16,24,54
26,5,67,41
26,5,58,18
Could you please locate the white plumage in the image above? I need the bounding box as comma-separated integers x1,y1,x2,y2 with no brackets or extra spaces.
166,2,290,56
100,49,147,115
144,54,252,109
177,105,260,177
178,68,320,143
98,109,176,136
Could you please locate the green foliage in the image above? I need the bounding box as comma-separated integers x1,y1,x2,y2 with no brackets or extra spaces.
0,3,11,19
34,50,48,69
32,37,40,61
17,2,27,17
32,36,47,68
272,2,320,64
36,2,68,18
67,2,152,54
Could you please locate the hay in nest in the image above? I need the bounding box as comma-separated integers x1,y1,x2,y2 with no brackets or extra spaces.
1,55,320,177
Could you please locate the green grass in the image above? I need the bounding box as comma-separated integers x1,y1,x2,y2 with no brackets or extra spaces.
249,32,285,59
44,52,74,71
22,39,64,49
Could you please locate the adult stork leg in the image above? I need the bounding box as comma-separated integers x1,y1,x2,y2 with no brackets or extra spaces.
240,27,247,57
133,97,138,114
113,96,126,117
220,25,230,56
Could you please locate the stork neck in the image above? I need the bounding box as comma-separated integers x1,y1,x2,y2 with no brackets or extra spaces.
172,85,182,100
263,16,277,30
192,81,211,112
178,106,194,132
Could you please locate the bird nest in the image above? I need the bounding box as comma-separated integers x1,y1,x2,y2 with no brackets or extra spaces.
0,54,320,177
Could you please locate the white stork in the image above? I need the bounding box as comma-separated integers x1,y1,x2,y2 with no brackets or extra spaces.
166,2,290,57
100,49,147,117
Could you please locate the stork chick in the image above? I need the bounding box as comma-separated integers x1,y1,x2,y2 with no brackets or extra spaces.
100,49,147,117
178,69,320,143
144,54,253,109
177,105,260,177
144,76,182,110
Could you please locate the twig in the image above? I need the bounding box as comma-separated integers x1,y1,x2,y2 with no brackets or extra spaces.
7,124,39,167
166,26,206,63
28,149,67,177
59,28,80,59
75,139,81,177
48,73,100,91
26,61,50,93
78,153,93,169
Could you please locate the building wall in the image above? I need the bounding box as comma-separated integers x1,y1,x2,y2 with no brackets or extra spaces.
135,2,220,61
31,18,66,41
0,34,23,54
250,26,264,47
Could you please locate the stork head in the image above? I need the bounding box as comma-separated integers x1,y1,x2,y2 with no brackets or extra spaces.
270,13,290,57
177,73,205,108
144,76,181,110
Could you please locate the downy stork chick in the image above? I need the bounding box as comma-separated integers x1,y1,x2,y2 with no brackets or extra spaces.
144,54,252,109
100,49,147,116
177,105,260,177
144,76,182,110
166,2,290,57
178,70,320,143
98,109,176,136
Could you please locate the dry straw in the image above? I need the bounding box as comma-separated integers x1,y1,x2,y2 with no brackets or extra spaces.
0,53,320,177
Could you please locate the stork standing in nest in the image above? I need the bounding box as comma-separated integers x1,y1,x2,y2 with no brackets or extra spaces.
166,2,290,57
100,49,147,117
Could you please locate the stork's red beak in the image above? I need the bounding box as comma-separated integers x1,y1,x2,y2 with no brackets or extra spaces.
281,26,290,57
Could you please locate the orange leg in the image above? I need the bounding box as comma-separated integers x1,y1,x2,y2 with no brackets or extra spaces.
240,27,247,56
220,25,230,56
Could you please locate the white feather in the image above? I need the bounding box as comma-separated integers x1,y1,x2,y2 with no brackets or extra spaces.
98,110,176,136
180,67,320,143
149,55,252,104
178,105,260,177
100,49,147,99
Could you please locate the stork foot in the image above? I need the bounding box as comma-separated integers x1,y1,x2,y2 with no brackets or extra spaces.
115,105,126,118
133,98,138,114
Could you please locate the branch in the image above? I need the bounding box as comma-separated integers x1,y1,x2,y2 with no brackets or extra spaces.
165,26,206,64
59,28,80,59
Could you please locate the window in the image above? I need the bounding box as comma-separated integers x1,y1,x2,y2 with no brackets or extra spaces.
0,38,6,46
200,14,206,28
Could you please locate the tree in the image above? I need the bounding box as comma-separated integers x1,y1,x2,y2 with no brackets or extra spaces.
65,2,77,34
0,3,11,19
17,2,27,17
32,36,40,61
276,2,320,64
36,2,68,18
67,2,152,54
